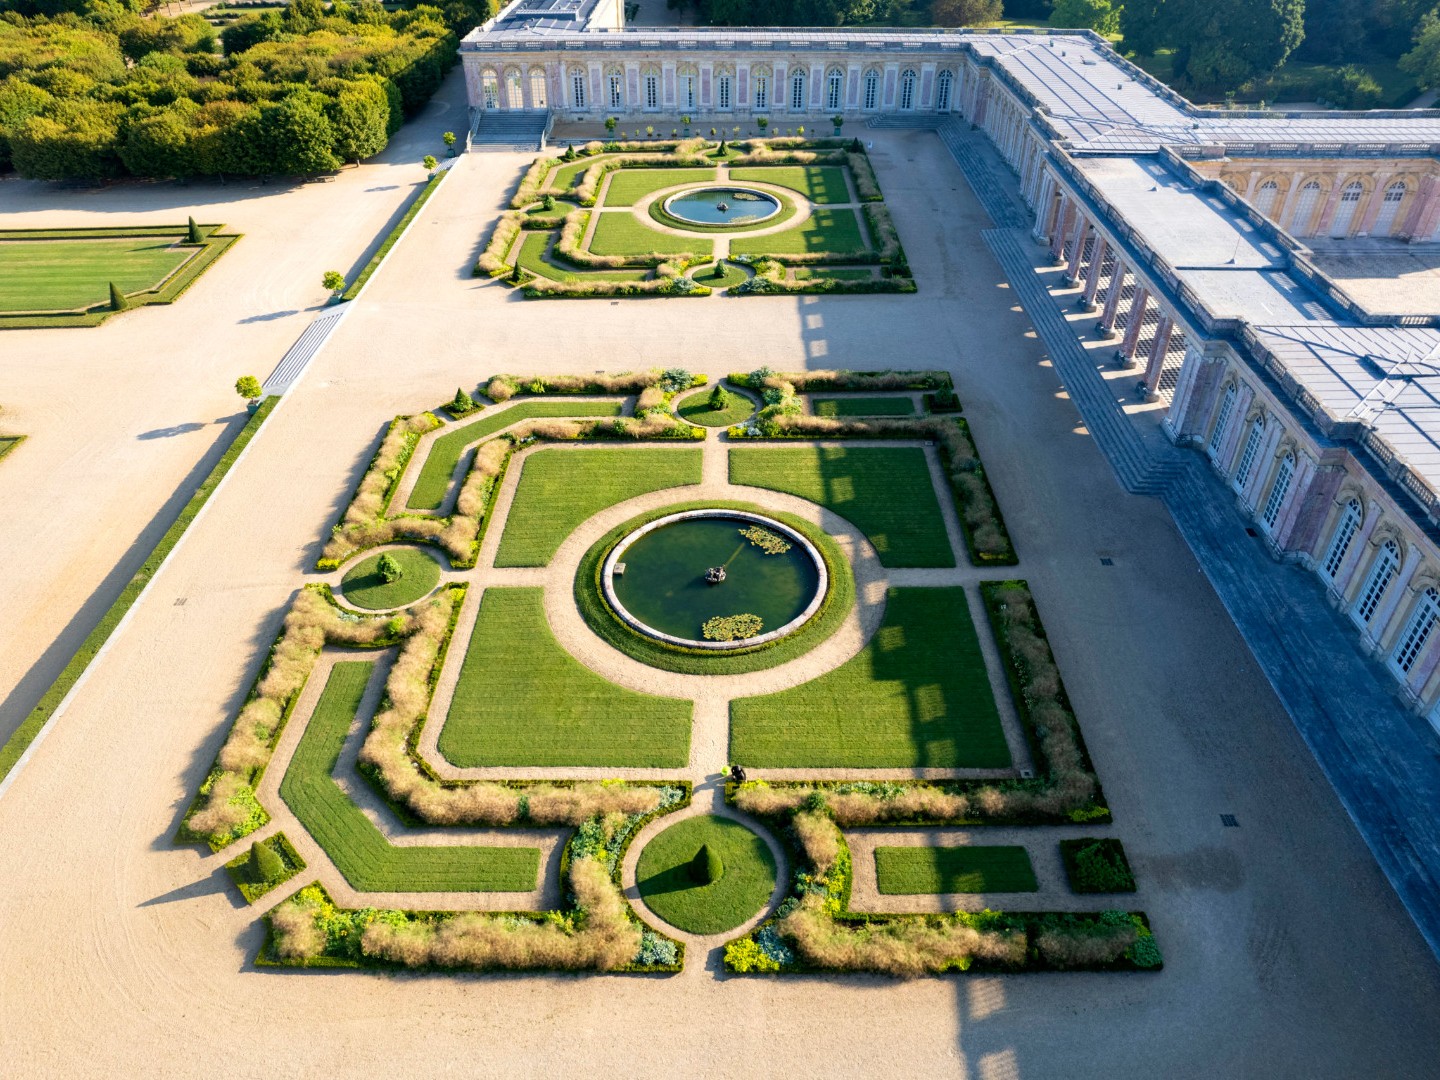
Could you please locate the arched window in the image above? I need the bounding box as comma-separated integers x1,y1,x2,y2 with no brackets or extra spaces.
717,71,732,111
607,71,623,111
790,69,806,111
505,68,523,110
863,68,880,111
1322,499,1362,579
570,69,586,110
754,68,770,111
1261,452,1296,531
1355,540,1401,625
1208,384,1236,457
1254,179,1279,216
678,67,696,112
936,69,953,112
643,70,659,111
530,68,547,109
481,70,499,110
1373,181,1407,237
1234,415,1265,492
826,68,843,111
1393,587,1440,675
1290,180,1322,235
1329,180,1365,237
899,68,917,110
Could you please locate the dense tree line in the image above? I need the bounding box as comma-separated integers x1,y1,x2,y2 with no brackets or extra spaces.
0,0,495,180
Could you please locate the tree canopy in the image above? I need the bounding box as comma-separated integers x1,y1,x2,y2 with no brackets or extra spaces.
1120,0,1306,90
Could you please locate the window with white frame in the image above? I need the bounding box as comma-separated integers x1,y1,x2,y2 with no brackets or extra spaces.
1209,384,1236,456
1234,416,1265,492
1393,588,1440,674
679,72,695,111
826,69,843,111
899,68,917,110
1373,181,1407,236
1254,180,1279,216
644,72,659,110
530,69,547,109
1261,453,1295,531
570,70,586,109
1290,180,1322,234
936,69,953,112
717,73,731,110
790,70,806,110
754,72,769,110
1355,540,1400,624
863,68,879,110
482,71,499,110
1323,499,1362,579
608,73,623,110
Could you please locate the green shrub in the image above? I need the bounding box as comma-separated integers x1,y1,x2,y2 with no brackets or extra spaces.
659,368,693,393
187,216,202,244
252,838,285,883
1061,838,1136,893
449,387,475,415
724,935,781,972
108,281,128,311
376,553,402,583
235,375,262,402
709,384,730,410
690,844,724,884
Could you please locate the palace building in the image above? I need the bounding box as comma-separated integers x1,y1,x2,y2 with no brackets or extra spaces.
461,4,1440,725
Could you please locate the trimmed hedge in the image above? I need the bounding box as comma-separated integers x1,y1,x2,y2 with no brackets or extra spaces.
225,832,306,904
1061,837,1137,894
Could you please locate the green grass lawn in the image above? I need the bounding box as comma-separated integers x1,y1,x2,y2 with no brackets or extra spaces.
496,446,702,566
603,167,717,206
729,208,866,257
407,400,625,511
279,661,540,891
0,236,194,312
729,165,850,203
875,845,1038,894
517,231,650,284
677,386,755,427
730,587,1009,768
339,548,441,610
691,260,751,288
728,445,953,568
549,155,605,191
813,396,915,418
793,267,875,282
636,814,776,934
589,213,713,257
438,588,692,767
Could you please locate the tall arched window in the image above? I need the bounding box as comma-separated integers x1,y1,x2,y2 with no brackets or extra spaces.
1322,499,1362,579
717,70,732,111
1290,180,1322,234
1209,384,1236,456
790,69,806,111
1373,181,1407,236
643,69,659,111
678,67,696,112
607,71,623,111
505,68,523,110
570,69,586,110
1393,587,1440,675
899,68,917,110
1355,540,1401,625
936,69,953,112
863,68,880,111
826,68,843,111
530,68,547,109
1254,179,1279,216
481,70,499,110
1329,180,1365,237
1261,452,1296,531
1234,415,1266,493
754,68,770,111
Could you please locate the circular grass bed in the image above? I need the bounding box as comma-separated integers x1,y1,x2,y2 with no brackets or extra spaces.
636,814,777,935
687,261,752,290
574,500,856,675
677,384,755,427
340,547,442,610
647,188,799,234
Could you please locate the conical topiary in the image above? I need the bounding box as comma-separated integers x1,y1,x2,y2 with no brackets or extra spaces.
108,281,129,312
252,839,284,883
451,387,473,414
688,843,723,885
187,216,203,244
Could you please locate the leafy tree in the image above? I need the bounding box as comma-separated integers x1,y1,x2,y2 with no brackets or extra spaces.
931,0,1003,25
1402,10,1440,89
251,839,285,884
1118,0,1169,57
1050,0,1122,35
235,375,263,401
256,92,339,175
708,384,731,410
422,153,438,171
328,78,391,163
9,100,123,180
0,79,53,169
109,281,128,312
377,553,403,583
442,129,456,147
1122,0,1306,88
322,270,346,293
450,387,474,413
1296,0,1368,63
119,105,197,179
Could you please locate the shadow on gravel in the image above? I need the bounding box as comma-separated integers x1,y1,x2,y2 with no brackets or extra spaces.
137,422,206,440
140,865,245,911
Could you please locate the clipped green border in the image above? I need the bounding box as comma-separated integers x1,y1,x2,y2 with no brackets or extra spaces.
225,831,307,904
0,227,239,329
0,435,24,463
1059,837,1137,894
0,397,279,785
646,187,800,233
341,170,447,301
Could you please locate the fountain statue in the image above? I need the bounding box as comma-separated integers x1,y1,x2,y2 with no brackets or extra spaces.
705,566,726,585
716,201,729,213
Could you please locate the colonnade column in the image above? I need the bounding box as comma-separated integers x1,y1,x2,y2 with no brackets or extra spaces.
1032,172,1057,242
1049,196,1074,260
1080,237,1108,311
1096,263,1127,338
1140,315,1174,397
1116,288,1150,366
1063,216,1089,285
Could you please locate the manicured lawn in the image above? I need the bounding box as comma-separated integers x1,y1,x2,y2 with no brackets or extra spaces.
875,845,1038,894
339,548,441,610
793,266,875,282
729,208,866,257
0,437,21,462
690,260,751,288
813,396,915,418
517,232,650,284
408,400,624,511
279,661,540,892
549,155,605,191
438,588,692,767
0,236,194,312
730,587,1010,768
729,165,850,203
496,446,702,566
636,814,776,934
589,213,713,257
677,386,755,427
728,445,953,567
603,167,717,206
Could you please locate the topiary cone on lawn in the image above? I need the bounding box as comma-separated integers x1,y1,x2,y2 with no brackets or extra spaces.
187,216,203,244
689,844,723,885
108,281,129,311
252,839,284,883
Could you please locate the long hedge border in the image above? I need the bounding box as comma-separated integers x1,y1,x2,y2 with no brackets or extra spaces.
340,169,448,301
726,369,1018,566
0,435,24,463
0,225,239,329
0,397,278,788
720,806,1160,976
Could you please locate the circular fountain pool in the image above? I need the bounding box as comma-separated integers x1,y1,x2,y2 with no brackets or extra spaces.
662,187,782,226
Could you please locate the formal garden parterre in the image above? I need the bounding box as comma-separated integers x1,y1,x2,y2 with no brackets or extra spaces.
475,139,915,299
177,367,1159,976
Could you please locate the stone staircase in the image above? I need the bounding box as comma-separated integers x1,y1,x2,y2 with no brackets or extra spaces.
866,114,944,130
937,119,1032,231
469,109,552,152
